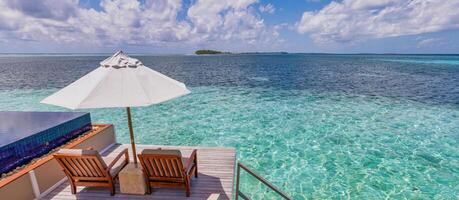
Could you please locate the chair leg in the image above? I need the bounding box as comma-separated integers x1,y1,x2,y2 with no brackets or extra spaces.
109,180,115,196
70,182,76,194
185,178,191,197
146,183,152,194
185,185,190,197
65,175,76,194
195,158,198,178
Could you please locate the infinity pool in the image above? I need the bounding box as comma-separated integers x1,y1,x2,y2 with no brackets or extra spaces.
0,111,91,174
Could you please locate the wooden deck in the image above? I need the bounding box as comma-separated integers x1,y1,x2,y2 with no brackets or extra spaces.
42,144,236,200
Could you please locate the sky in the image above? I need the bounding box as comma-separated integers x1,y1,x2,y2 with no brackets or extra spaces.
0,0,459,54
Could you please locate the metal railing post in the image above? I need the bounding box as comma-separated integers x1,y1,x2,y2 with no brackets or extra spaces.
235,164,240,200
235,162,292,200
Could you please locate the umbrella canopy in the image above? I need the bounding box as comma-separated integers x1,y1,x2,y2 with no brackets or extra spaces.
42,51,190,109
41,51,190,163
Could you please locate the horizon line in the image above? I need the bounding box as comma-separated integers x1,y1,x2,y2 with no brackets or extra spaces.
1,52,458,56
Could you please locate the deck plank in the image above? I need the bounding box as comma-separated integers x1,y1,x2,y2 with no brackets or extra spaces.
41,144,236,200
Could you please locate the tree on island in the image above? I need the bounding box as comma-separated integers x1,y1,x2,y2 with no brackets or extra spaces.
195,50,226,55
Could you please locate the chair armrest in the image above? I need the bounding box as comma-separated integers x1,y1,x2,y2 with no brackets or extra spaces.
184,149,197,174
107,149,129,171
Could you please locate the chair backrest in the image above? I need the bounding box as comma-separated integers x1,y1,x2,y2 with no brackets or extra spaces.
54,149,109,180
138,149,185,181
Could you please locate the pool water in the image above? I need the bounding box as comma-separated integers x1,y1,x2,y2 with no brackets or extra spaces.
0,111,91,174
0,54,458,199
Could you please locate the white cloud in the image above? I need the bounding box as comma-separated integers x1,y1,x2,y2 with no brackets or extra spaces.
0,0,280,50
259,3,275,14
297,0,459,43
75,0,190,45
187,0,278,44
5,0,78,20
0,0,79,42
416,37,443,48
0,0,189,45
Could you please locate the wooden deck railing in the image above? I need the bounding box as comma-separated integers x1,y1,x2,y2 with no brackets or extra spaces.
235,162,292,200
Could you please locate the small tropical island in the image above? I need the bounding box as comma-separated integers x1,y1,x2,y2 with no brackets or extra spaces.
195,49,229,55
195,49,289,55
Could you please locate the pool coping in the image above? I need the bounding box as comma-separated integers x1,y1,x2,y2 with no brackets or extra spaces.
0,124,112,188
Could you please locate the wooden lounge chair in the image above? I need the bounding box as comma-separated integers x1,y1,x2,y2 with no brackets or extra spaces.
53,148,129,196
138,149,198,197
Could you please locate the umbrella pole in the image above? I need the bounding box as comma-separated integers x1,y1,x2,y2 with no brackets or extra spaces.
126,107,137,163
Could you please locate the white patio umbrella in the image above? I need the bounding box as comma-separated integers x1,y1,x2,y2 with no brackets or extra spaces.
41,51,190,163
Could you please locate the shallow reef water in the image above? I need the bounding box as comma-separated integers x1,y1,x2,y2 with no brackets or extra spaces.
0,54,458,199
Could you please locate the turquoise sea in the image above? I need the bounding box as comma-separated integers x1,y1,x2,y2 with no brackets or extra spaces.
0,54,458,199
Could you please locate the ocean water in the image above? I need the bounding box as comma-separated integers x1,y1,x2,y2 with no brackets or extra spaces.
0,54,458,199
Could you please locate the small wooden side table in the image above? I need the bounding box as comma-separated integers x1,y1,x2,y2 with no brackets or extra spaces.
118,163,147,195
